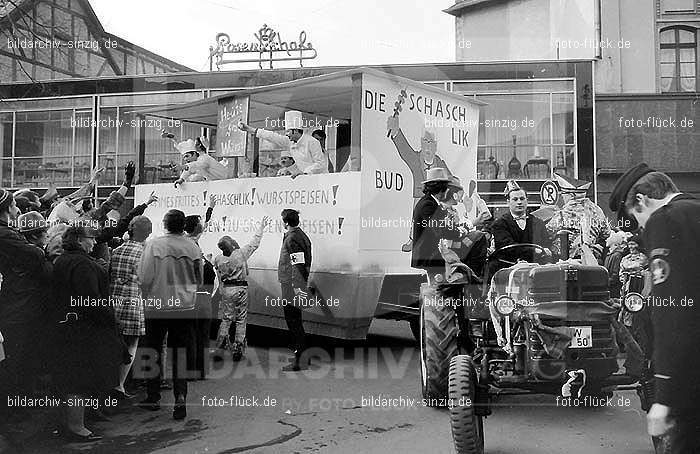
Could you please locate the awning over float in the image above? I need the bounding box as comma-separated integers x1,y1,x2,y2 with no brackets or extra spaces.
130,67,484,128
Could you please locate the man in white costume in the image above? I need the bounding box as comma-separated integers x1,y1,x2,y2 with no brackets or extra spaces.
174,138,232,187
238,111,327,175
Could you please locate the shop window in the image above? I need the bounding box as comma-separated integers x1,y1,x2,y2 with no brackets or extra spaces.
660,26,698,92
12,110,77,187
470,91,577,180
2,105,94,188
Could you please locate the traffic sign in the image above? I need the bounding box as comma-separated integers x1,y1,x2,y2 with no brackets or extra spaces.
540,180,559,205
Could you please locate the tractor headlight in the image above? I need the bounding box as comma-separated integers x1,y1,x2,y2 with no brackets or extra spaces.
623,292,645,313
495,296,515,316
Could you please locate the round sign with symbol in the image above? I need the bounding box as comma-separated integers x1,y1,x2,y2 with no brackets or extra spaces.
540,180,559,206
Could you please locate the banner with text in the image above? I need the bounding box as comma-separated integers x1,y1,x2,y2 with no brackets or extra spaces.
135,173,360,272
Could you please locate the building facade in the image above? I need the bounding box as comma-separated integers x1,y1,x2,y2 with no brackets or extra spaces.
0,61,593,210
0,0,191,82
445,0,700,216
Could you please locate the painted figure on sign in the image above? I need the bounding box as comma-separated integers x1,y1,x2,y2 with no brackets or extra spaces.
386,92,453,252
387,114,452,199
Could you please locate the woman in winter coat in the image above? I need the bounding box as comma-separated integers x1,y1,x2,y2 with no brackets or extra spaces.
51,226,127,442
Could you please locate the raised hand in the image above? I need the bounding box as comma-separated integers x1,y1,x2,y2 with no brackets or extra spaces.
146,191,158,205
125,161,136,180
90,166,106,182
237,121,254,133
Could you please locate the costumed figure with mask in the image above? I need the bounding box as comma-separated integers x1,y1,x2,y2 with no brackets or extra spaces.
544,173,610,264
441,176,489,278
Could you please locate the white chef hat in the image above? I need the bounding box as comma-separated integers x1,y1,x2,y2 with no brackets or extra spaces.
284,110,304,130
175,138,198,155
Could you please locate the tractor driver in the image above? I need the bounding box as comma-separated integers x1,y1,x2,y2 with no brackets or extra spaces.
487,180,552,278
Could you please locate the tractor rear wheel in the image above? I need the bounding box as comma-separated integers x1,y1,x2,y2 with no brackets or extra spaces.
419,286,459,405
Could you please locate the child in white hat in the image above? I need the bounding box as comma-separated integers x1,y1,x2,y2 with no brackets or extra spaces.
276,149,303,177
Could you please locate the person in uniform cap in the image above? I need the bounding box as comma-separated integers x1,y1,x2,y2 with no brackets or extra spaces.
174,138,232,187
545,173,610,263
610,163,700,453
238,111,327,175
410,168,462,283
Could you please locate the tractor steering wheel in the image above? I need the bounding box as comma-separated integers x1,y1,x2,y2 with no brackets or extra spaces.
490,243,552,267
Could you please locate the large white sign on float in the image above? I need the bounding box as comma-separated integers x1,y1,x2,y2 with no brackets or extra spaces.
135,172,360,273
359,72,480,258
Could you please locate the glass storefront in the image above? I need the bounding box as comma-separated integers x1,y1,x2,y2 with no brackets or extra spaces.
0,91,205,189
454,80,577,181
0,108,92,188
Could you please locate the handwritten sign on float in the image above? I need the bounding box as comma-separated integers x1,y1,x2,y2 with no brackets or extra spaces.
217,96,249,157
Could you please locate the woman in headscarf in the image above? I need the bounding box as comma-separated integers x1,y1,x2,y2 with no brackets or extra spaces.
51,226,128,442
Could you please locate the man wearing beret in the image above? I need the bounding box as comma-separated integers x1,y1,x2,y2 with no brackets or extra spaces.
609,163,700,453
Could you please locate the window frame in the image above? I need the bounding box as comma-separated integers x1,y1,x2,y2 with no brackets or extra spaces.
659,25,699,93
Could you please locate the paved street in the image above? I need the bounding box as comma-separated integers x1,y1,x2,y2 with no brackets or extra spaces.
8,320,653,454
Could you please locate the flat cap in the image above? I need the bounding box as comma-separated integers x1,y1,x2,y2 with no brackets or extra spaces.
608,163,654,212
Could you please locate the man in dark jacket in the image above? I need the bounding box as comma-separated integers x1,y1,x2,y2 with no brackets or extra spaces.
610,164,700,453
411,168,461,283
487,181,552,279
278,209,312,372
0,189,52,423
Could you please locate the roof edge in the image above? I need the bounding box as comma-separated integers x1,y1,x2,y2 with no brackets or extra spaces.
443,0,510,16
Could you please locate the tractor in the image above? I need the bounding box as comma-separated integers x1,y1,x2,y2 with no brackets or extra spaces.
418,235,656,454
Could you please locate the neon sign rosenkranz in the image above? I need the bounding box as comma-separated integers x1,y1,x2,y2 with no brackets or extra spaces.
210,24,317,70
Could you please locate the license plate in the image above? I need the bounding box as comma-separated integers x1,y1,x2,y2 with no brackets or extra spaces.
569,326,592,349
